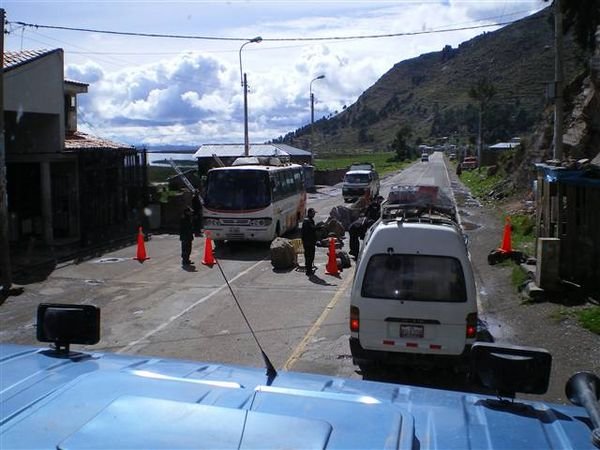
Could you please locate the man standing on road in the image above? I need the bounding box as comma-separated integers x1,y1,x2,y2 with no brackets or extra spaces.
349,196,382,259
301,208,318,276
179,207,195,267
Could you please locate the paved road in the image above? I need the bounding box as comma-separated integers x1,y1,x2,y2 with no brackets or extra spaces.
0,153,474,384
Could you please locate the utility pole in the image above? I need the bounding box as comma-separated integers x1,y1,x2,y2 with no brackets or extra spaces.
553,0,564,161
310,91,314,162
243,73,249,156
309,75,325,165
0,8,14,294
238,37,262,157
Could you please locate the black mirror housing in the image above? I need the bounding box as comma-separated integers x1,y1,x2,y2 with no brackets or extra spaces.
471,342,552,397
37,304,100,351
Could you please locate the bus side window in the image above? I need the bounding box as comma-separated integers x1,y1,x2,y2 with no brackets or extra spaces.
276,172,287,198
286,172,295,195
293,170,302,192
271,175,280,201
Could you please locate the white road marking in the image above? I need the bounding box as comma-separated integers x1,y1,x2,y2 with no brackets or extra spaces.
117,259,265,354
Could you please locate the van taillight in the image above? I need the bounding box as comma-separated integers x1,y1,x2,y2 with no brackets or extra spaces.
350,306,360,332
466,313,477,339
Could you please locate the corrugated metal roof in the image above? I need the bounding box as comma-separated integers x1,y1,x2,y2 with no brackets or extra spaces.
65,132,134,151
65,78,89,88
3,49,61,71
194,144,287,158
272,143,311,156
194,143,309,158
489,142,519,150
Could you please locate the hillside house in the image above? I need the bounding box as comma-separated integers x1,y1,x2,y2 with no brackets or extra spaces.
4,49,146,250
481,138,521,166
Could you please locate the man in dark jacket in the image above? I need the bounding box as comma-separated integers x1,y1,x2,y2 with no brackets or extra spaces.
179,207,195,266
301,208,318,276
349,197,382,258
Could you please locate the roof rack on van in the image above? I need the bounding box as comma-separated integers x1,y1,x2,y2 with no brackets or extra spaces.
381,203,458,227
381,185,458,223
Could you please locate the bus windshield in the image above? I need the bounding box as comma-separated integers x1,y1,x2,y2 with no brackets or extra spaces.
205,170,271,210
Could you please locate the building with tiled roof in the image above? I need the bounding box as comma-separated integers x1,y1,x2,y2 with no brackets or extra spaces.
3,49,145,249
3,49,58,70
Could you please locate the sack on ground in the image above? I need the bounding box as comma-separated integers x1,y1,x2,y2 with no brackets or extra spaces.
270,237,297,270
329,206,359,231
325,217,345,238
337,250,352,269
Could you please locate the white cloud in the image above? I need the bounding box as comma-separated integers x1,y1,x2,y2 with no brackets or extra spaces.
36,1,548,146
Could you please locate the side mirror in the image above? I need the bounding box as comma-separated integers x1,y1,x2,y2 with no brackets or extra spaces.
37,303,100,354
471,342,551,397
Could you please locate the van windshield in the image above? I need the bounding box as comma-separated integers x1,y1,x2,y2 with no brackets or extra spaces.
361,254,467,302
345,173,370,183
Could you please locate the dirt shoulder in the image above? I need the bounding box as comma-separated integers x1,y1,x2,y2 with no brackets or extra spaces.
449,168,600,404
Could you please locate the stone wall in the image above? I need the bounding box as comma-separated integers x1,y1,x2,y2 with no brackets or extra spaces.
314,169,347,186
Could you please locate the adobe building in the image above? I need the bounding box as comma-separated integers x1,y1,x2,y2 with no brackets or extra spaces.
3,49,146,251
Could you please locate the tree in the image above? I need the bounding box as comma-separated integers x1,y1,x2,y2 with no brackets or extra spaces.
391,126,412,161
469,77,496,170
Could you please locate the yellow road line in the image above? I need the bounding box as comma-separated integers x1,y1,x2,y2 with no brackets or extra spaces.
283,269,354,370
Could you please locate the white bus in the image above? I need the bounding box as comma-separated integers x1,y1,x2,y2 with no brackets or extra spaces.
202,159,307,243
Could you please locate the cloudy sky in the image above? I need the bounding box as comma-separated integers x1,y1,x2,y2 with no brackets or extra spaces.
3,0,547,147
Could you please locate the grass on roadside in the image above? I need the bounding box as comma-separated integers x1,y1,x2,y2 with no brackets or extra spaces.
548,305,600,335
508,213,536,255
577,306,600,335
511,263,528,289
459,168,503,198
459,167,535,255
314,152,411,175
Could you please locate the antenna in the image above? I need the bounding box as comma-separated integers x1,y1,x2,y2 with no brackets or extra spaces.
214,259,278,384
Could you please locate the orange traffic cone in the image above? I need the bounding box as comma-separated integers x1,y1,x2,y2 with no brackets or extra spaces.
134,227,149,262
325,237,340,276
201,236,216,267
498,216,513,253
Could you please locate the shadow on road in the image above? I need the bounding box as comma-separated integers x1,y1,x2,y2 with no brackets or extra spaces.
212,241,270,262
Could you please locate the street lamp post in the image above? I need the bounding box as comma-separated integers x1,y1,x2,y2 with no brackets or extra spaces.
309,75,325,164
239,36,262,157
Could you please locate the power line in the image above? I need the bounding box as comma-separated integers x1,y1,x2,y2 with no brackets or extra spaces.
8,14,542,44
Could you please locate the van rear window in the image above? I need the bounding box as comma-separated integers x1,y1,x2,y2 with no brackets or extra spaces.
361,254,467,302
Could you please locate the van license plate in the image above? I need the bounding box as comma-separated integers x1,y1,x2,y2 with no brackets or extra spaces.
229,227,240,233
400,325,424,338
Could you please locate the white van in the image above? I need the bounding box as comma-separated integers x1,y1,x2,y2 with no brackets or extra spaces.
342,167,380,203
349,186,478,371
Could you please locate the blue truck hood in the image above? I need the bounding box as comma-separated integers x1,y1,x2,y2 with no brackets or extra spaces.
0,344,595,449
